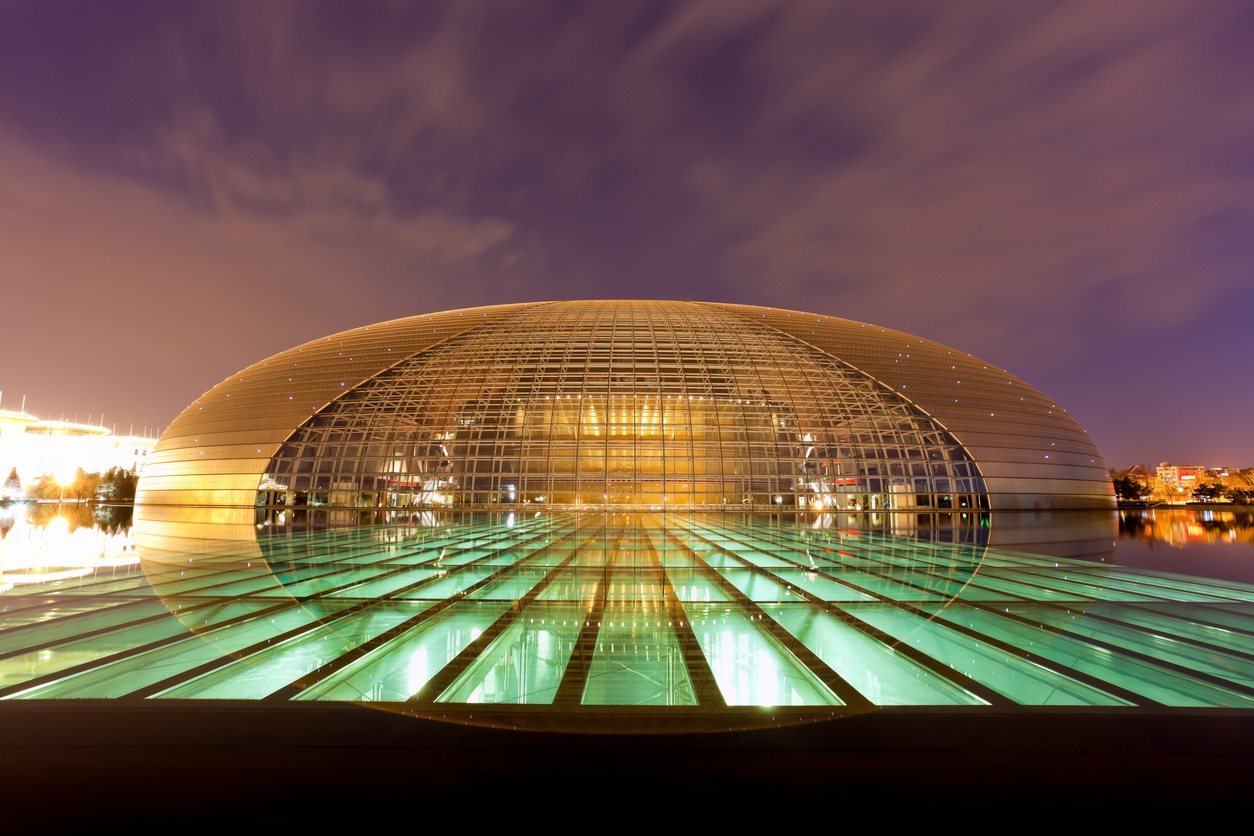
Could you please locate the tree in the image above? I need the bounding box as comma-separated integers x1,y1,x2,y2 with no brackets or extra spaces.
99,467,138,502
1224,486,1253,506
68,468,101,503
2,467,20,500
1112,476,1144,502
1191,480,1225,503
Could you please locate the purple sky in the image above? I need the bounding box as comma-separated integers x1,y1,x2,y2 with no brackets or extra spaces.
2,1,1252,468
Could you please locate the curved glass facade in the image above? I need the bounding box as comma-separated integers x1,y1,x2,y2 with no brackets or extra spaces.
262,301,985,515
136,300,1113,539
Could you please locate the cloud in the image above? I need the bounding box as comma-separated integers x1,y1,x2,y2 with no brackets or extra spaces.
3,0,1253,462
635,1,1254,358
0,128,516,429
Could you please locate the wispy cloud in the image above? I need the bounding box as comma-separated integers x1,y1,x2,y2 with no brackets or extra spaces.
1,0,1252,460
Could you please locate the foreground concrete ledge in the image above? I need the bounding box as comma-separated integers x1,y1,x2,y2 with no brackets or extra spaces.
2,700,1253,751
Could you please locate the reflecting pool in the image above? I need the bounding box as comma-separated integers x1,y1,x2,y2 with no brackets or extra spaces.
2,504,1253,732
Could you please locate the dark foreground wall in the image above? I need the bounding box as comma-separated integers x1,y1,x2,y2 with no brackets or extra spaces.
3,702,1250,825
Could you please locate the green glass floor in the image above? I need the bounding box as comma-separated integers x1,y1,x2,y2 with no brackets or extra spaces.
3,512,1254,731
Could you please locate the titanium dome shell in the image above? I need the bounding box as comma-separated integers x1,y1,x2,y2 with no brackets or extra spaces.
136,301,1114,538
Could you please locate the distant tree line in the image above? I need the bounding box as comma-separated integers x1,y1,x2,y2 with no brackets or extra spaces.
12,466,139,504
1190,480,1252,505
1111,468,1254,505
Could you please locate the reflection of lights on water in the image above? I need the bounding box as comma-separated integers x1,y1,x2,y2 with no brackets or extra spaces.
5,567,95,584
0,513,139,593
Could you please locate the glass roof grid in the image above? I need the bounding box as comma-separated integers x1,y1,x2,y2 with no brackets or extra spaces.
820,572,949,604
534,567,603,603
1103,604,1254,656
840,603,1132,706
478,550,533,567
1000,603,1254,691
0,599,184,656
948,572,1066,603
803,553,898,571
650,522,862,708
0,619,205,696
686,550,747,569
393,567,497,600
16,572,154,598
1118,602,1254,643
1004,570,1176,603
1066,570,1254,604
766,569,877,602
926,603,1254,708
15,507,1254,726
522,547,582,568
467,568,552,601
435,603,587,705
679,602,845,707
0,598,286,695
665,570,733,603
712,568,800,603
441,516,611,706
632,525,729,708
8,601,353,699
580,603,698,706
268,561,365,588
266,542,401,566
438,548,496,565
604,568,668,603
725,550,797,568
858,546,986,571
396,523,597,701
1078,569,1254,603
677,529,894,603
326,566,443,599
126,568,278,598
382,521,585,602
255,565,400,598
150,603,423,699
867,568,1004,601
765,603,987,706
294,601,510,702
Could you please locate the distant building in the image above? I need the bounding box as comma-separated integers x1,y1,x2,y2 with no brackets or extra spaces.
1116,464,1154,488
0,408,156,488
1156,462,1206,493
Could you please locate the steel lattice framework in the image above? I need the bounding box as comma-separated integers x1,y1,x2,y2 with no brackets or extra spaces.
137,301,1112,539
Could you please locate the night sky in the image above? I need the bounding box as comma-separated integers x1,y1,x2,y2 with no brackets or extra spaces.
2,1,1252,469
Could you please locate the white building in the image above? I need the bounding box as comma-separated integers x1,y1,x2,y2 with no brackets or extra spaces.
0,408,156,490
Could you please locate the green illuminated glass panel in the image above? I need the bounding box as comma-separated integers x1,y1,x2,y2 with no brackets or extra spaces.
13,602,349,698
844,604,1128,706
767,603,983,705
438,604,585,704
297,601,507,701
154,603,421,698
582,606,697,705
683,603,842,706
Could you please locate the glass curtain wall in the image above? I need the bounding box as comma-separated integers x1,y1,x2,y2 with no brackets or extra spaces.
259,302,985,520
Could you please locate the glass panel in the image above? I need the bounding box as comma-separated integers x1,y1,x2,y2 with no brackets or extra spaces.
582,605,697,706
843,604,1128,706
683,602,842,707
296,602,507,701
767,603,984,705
438,604,585,704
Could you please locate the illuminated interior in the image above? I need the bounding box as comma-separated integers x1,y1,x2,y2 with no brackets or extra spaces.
260,302,988,517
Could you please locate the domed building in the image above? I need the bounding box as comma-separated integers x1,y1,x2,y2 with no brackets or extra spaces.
136,301,1113,535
